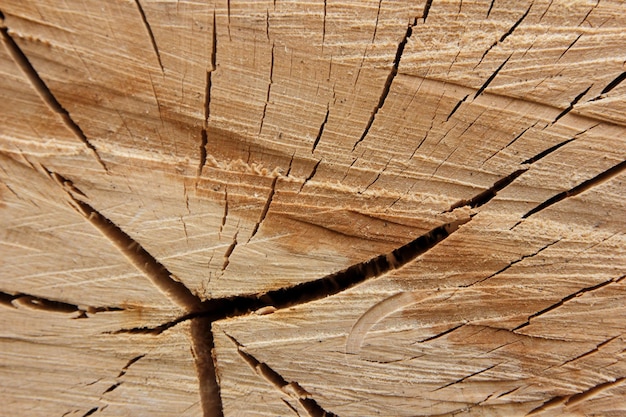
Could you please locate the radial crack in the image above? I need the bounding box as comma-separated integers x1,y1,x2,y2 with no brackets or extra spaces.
226,333,338,417
446,168,527,212
250,176,278,239
46,170,204,311
0,289,123,317
352,17,417,151
513,275,624,331
521,160,626,219
474,55,510,98
134,0,163,72
0,19,107,170
553,85,592,123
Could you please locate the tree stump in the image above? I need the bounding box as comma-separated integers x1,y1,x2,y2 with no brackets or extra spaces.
1,1,625,416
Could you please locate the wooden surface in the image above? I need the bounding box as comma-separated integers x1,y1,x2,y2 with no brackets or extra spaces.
1,0,625,416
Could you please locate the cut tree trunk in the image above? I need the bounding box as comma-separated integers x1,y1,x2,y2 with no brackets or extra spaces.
1,1,625,416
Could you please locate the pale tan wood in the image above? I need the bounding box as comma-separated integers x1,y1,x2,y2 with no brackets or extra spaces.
0,0,625,416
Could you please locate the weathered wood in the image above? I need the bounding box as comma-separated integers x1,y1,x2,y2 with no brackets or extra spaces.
1,0,625,416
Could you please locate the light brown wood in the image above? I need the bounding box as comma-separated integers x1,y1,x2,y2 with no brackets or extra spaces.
1,1,625,416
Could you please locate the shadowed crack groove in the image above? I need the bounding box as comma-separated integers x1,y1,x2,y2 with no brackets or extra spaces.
553,85,591,123
416,323,465,343
134,0,163,72
0,290,123,317
198,12,217,177
499,4,531,43
600,71,626,95
81,407,99,417
0,18,107,171
423,0,434,21
43,170,207,312
445,95,469,121
559,335,620,367
513,275,625,331
250,176,278,239
117,355,145,377
259,42,275,135
521,159,626,219
69,197,204,311
433,364,498,391
526,376,626,415
300,160,321,192
476,4,531,67
221,231,238,271
487,0,496,17
525,395,568,415
192,318,223,417
312,105,329,153
463,239,560,287
521,138,576,164
226,333,339,417
565,376,626,406
474,55,510,99
446,168,526,212
352,17,417,151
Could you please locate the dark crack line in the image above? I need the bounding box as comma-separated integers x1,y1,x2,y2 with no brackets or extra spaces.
513,275,625,331
312,105,329,153
249,176,278,240
526,376,626,415
198,11,218,177
433,364,498,391
134,0,163,72
0,289,123,318
226,333,339,417
445,168,527,212
462,238,560,287
474,55,511,99
521,159,626,220
553,85,592,123
45,170,204,312
259,42,275,136
0,17,107,170
352,17,418,151
558,335,620,368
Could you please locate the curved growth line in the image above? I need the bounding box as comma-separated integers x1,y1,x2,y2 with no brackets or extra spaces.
346,290,454,355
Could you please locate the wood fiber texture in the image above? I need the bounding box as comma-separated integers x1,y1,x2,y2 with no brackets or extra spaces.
0,1,625,416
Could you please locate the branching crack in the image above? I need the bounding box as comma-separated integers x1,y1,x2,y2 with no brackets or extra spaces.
0,19,107,170
226,333,339,417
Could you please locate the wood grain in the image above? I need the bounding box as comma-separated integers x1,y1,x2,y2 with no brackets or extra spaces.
0,0,624,416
